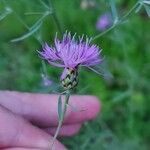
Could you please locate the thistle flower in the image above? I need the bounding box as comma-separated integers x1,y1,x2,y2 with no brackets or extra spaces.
39,32,102,90
96,13,113,31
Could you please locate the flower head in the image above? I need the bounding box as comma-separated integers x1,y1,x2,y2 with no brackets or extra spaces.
96,13,112,31
39,32,102,89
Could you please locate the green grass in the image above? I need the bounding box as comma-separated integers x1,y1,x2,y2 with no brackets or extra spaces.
0,0,150,149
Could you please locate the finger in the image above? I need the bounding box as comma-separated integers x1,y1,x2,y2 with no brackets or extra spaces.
0,105,67,150
44,123,82,137
3,148,46,150
0,91,100,127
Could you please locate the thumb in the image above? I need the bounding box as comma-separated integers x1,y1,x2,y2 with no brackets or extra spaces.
0,105,67,150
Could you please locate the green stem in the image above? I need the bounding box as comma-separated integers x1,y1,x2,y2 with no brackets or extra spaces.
92,24,116,41
92,2,139,41
50,91,70,150
42,60,48,76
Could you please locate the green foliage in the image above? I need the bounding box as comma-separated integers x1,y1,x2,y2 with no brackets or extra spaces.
0,0,150,149
0,6,12,21
109,0,118,23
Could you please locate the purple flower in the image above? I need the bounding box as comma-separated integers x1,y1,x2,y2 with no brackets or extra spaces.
96,13,112,31
39,32,102,89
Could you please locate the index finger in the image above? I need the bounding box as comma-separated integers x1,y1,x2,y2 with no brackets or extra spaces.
0,91,100,127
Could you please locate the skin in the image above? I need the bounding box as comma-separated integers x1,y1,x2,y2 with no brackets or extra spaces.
0,91,100,150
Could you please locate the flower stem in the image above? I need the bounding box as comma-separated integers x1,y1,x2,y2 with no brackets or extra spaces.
50,90,70,150
92,2,139,41
92,24,116,41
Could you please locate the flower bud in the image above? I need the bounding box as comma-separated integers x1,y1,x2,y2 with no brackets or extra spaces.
61,68,78,90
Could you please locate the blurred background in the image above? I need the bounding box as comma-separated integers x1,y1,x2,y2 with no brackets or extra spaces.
0,0,150,149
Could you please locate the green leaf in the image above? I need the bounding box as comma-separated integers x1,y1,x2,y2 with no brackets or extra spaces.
30,11,49,31
135,3,143,13
24,12,45,15
11,11,49,42
58,94,63,121
0,7,12,21
87,60,113,81
11,21,42,42
143,4,150,17
38,0,50,9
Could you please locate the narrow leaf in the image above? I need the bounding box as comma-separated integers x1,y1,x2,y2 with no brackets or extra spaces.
87,61,113,81
11,11,49,42
109,0,118,23
58,95,63,121
30,11,49,31
135,3,143,13
38,0,49,9
11,21,42,42
0,7,12,21
24,12,45,15
144,4,150,17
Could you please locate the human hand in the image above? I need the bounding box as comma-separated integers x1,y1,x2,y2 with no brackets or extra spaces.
0,91,100,150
